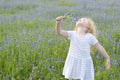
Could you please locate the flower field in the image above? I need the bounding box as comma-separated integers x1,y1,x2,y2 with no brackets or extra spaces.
0,0,120,80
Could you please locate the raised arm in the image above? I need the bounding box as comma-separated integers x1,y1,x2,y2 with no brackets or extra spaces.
55,16,68,37
94,43,110,70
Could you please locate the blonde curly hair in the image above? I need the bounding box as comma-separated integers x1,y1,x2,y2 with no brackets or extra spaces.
74,18,97,36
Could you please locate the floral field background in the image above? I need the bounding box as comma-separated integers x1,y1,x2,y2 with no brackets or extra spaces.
0,0,120,80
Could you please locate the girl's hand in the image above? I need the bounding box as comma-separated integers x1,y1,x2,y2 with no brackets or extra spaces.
105,58,110,70
56,16,65,21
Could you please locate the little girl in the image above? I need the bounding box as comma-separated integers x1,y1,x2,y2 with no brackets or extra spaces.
55,16,110,80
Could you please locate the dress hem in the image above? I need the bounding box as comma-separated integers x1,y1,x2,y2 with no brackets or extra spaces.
62,74,83,80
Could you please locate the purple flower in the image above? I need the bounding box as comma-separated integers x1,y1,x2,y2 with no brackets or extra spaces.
100,66,104,71
32,63,35,66
118,74,120,78
5,2,13,8
16,62,19,66
48,67,56,72
4,39,9,44
64,13,68,17
64,12,78,23
30,44,38,49
56,40,60,43
72,12,77,18
38,52,42,55
48,66,56,72
97,31,102,36
82,0,88,2
72,12,78,23
5,77,10,80
110,60,118,67
39,38,43,42
0,46,3,50
117,60,120,64
73,18,78,23
110,61,113,65
39,75,43,78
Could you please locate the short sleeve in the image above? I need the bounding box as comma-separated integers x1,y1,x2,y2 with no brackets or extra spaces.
67,31,74,40
89,34,98,46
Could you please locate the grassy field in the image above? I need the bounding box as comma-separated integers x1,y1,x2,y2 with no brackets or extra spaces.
0,0,120,80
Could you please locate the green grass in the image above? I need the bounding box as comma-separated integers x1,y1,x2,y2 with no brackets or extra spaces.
0,4,39,15
58,0,76,7
0,0,120,80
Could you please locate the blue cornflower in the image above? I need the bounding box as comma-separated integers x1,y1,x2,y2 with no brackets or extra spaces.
64,13,68,17
0,46,3,50
118,74,120,78
64,12,78,23
40,38,43,42
48,66,56,72
72,12,78,22
38,52,42,54
72,12,77,18
30,44,37,49
97,31,102,35
5,77,10,80
100,66,104,71
16,62,19,65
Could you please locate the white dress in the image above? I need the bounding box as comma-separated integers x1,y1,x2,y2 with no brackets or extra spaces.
62,31,98,80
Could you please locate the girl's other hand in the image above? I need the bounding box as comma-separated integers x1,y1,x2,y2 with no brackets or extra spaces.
105,58,110,70
56,16,65,21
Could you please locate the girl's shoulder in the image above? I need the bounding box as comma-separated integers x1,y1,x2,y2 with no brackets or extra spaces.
87,33,95,37
67,31,76,39
86,33,97,39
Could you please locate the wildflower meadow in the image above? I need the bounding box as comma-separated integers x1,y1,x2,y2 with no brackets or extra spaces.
0,0,120,80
